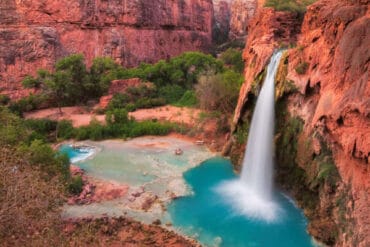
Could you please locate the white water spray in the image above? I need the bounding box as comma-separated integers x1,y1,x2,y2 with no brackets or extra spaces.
217,51,284,222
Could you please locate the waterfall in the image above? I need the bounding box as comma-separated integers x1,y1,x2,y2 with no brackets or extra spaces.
241,50,283,200
216,51,284,222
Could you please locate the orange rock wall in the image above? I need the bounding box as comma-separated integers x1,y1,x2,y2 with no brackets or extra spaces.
0,0,213,93
230,0,369,245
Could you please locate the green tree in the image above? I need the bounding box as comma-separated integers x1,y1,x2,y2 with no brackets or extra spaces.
55,54,88,102
195,69,242,113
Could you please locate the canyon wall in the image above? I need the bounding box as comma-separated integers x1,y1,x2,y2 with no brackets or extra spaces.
212,0,259,42
0,0,213,98
229,0,259,39
212,0,231,43
227,0,369,246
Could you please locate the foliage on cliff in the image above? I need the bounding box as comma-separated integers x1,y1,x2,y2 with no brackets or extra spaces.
265,0,316,13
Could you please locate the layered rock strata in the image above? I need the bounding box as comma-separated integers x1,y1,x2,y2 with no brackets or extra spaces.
0,0,213,95
227,1,369,246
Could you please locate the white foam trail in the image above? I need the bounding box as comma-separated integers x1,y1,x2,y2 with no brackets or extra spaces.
216,180,282,222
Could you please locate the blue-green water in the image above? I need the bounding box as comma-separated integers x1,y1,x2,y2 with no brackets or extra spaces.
60,142,315,247
167,157,316,247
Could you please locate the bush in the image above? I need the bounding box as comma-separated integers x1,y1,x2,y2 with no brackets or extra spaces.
68,176,84,195
175,90,198,107
106,109,129,125
129,121,172,137
22,75,41,88
295,61,309,75
9,94,48,114
219,48,244,73
0,106,29,145
158,84,186,104
265,0,316,14
108,93,130,110
18,139,70,179
0,94,10,105
115,52,223,88
195,69,242,113
57,120,74,139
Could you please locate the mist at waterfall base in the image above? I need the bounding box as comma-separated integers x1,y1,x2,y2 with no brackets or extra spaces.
168,51,315,246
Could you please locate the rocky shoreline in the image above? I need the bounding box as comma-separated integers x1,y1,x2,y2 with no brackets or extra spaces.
63,216,200,247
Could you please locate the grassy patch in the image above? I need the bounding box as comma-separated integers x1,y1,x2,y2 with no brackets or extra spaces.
265,0,316,14
295,61,309,75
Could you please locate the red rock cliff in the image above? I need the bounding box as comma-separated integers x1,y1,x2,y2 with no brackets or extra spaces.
0,0,213,95
228,0,369,246
229,0,259,39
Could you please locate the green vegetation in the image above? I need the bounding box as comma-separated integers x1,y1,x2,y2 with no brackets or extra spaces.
219,48,245,73
196,69,243,113
275,52,298,99
0,94,10,105
295,61,309,74
175,90,198,107
21,55,118,112
68,176,84,195
235,121,250,144
0,107,70,179
113,52,223,88
265,0,316,14
16,50,242,119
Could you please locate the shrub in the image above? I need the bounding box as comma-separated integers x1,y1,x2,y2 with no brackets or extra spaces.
295,61,309,75
107,93,130,110
22,75,41,88
158,84,186,104
24,118,57,135
57,120,74,139
9,94,48,114
196,69,242,113
0,106,29,145
0,95,10,105
265,0,316,14
18,139,70,179
68,176,84,195
175,90,198,107
129,121,172,137
219,48,244,73
106,109,129,125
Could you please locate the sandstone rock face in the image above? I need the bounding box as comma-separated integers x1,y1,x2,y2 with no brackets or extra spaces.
286,1,369,245
229,0,258,39
231,7,301,128
230,0,369,245
0,0,213,95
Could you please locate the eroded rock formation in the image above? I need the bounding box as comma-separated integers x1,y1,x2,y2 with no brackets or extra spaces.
0,0,213,96
229,0,259,39
212,0,231,43
228,0,369,246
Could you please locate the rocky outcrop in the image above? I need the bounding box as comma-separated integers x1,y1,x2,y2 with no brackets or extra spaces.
230,7,301,130
228,0,369,246
0,0,213,94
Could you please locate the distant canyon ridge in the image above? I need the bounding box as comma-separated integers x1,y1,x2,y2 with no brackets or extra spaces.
0,0,258,96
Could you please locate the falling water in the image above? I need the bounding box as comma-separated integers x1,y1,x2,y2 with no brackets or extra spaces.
241,50,283,199
217,51,284,222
